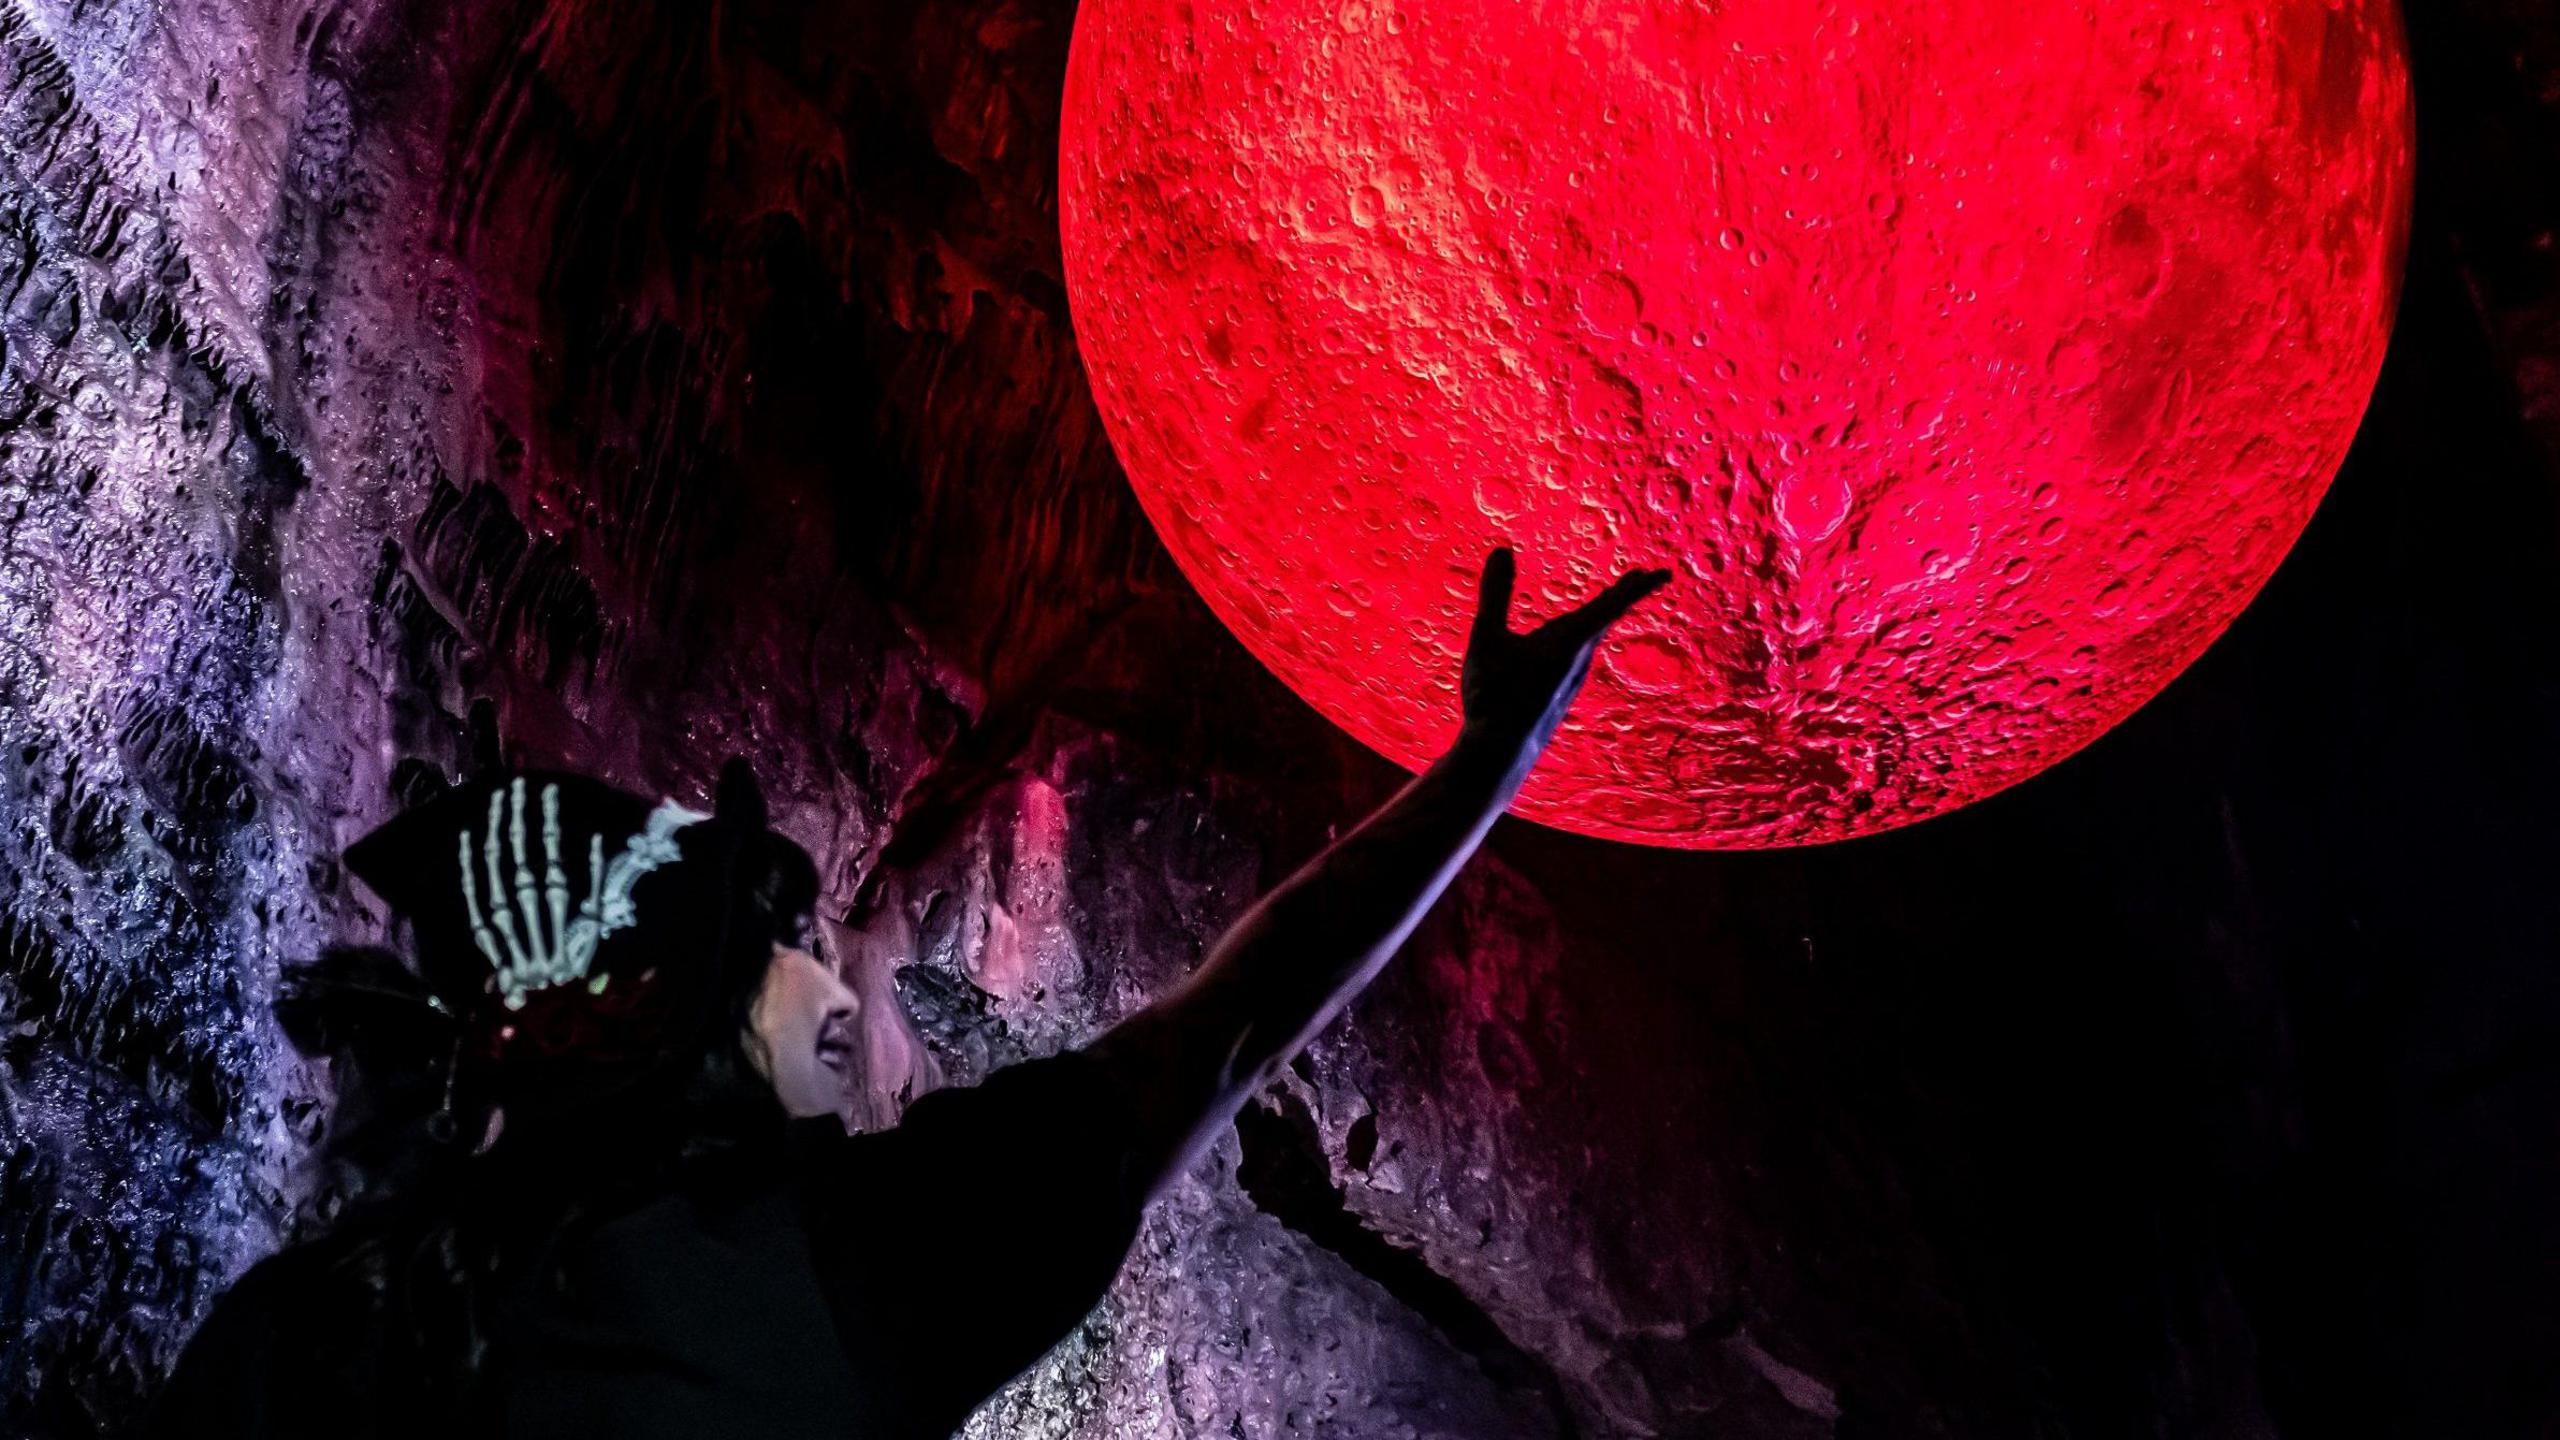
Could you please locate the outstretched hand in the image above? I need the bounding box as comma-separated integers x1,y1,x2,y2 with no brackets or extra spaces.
1085,546,1672,1200
1458,547,1673,760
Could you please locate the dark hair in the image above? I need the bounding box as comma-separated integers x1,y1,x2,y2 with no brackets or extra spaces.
272,767,822,1432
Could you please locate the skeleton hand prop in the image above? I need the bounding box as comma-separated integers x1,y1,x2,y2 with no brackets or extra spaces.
455,777,704,1010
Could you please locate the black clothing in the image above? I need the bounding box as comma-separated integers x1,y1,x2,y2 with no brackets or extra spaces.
148,1049,1149,1439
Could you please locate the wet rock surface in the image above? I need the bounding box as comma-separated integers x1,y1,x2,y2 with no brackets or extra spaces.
0,0,2553,1435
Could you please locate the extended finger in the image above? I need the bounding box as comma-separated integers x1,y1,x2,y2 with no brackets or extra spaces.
1470,546,1518,646
540,783,570,982
484,790,531,976
509,777,549,975
458,828,504,970
1537,566,1674,645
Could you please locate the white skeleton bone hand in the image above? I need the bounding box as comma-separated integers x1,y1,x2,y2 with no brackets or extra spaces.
455,777,702,1010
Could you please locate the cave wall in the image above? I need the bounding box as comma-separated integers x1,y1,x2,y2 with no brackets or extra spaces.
0,0,2554,1436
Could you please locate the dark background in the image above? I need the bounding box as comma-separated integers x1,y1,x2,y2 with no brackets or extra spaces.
0,0,2553,1435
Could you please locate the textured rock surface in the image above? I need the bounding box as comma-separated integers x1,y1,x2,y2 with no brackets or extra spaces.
0,0,2552,1436
1061,0,2413,847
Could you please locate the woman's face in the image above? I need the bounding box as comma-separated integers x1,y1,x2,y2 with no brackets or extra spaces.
744,943,863,1118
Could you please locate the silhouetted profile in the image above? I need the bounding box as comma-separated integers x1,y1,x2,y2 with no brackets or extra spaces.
145,548,1669,1438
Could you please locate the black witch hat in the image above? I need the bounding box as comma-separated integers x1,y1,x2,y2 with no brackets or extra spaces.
306,760,817,1121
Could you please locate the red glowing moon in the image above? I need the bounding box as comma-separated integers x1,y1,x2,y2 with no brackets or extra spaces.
1060,0,2413,847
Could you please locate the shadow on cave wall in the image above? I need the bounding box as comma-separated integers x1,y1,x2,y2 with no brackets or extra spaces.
0,0,2552,1435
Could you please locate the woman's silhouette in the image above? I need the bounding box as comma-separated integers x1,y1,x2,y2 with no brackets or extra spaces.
146,548,1668,1438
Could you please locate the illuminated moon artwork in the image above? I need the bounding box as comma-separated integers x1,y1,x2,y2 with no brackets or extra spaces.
1059,0,2414,848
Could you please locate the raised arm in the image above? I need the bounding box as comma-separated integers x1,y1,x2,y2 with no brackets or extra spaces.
1085,548,1671,1201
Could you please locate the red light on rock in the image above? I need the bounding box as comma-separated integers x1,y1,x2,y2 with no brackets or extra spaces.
1061,0,2413,847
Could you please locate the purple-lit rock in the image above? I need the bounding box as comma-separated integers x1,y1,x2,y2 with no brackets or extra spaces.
0,0,2556,1436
